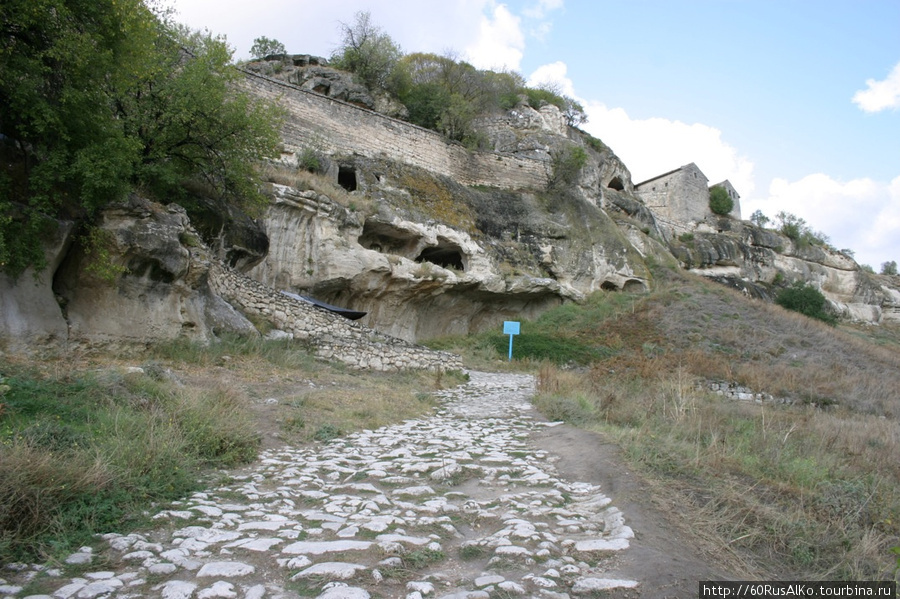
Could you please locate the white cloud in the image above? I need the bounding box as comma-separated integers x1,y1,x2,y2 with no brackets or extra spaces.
527,61,575,95
583,103,756,196
745,174,900,268
463,3,525,71
852,61,900,112
523,0,564,19
525,60,755,196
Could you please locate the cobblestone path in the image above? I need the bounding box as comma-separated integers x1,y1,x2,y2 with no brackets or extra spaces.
2,372,638,599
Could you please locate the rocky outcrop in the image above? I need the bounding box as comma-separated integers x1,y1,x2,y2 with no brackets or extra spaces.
0,220,73,352
242,54,408,119
246,156,651,342
667,217,900,322
51,196,256,350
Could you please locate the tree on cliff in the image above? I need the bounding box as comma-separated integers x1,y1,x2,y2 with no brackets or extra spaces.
331,11,402,92
250,36,285,59
0,0,283,275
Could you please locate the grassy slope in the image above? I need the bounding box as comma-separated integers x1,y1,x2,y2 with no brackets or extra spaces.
432,267,900,581
0,336,458,563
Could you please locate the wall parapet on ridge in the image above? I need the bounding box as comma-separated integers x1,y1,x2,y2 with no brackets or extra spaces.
240,70,550,191
208,264,462,372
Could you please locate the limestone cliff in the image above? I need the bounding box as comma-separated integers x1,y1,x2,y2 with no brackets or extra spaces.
3,55,899,357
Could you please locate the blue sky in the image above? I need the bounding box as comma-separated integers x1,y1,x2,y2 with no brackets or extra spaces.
169,0,900,269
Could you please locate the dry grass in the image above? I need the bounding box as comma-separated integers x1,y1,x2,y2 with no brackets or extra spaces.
1,337,464,561
527,270,900,580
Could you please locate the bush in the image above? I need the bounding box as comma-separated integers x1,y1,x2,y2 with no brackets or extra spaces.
709,186,734,215
775,282,837,325
881,260,897,276
547,145,588,191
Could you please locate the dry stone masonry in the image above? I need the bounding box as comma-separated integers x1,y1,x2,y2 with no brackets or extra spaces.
209,264,461,372
241,72,550,192
0,372,639,599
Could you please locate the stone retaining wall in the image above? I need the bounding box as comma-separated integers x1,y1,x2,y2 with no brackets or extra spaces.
241,71,549,190
209,265,462,372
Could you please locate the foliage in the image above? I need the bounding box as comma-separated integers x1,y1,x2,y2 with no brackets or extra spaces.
0,0,283,276
881,260,898,276
775,281,837,325
82,227,129,283
384,46,586,145
298,147,322,173
774,211,831,249
750,209,770,228
709,186,734,215
547,145,588,191
249,35,285,59
331,11,402,92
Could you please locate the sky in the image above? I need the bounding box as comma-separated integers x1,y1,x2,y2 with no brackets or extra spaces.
167,0,900,270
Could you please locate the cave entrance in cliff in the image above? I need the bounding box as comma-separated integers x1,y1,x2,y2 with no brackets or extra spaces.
607,177,624,191
338,166,357,192
416,240,465,271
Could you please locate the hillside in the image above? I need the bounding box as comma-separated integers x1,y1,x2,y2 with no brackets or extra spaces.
432,266,900,580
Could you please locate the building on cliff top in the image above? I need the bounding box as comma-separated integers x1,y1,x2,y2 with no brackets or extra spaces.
635,163,741,235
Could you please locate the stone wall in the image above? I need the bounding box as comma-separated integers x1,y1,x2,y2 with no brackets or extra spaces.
241,71,550,191
636,163,711,232
208,264,462,372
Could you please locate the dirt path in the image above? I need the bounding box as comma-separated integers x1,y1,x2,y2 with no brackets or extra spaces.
3,371,737,599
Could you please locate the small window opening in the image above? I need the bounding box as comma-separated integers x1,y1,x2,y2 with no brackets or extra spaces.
338,166,357,192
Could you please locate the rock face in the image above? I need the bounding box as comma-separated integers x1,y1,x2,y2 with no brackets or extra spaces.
0,220,73,352
50,195,256,350
4,57,900,355
668,217,900,322
247,156,651,342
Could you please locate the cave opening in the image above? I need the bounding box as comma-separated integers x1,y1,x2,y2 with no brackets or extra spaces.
338,166,357,192
416,241,465,271
607,176,624,191
600,281,619,291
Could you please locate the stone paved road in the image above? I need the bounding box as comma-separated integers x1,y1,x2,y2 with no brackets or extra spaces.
2,371,638,599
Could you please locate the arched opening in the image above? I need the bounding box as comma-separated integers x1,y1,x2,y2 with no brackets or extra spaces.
358,220,420,257
623,279,646,292
607,176,624,191
338,166,357,192
600,281,618,291
416,239,465,271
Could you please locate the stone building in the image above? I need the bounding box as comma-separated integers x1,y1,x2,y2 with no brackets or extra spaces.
635,163,741,235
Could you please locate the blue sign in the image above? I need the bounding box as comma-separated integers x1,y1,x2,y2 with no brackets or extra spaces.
503,321,520,360
503,321,521,335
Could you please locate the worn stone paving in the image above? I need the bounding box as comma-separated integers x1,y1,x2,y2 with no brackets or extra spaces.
1,371,637,599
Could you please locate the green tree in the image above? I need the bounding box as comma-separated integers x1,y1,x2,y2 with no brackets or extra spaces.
249,36,285,59
750,209,770,228
775,282,837,325
881,260,898,276
709,186,734,215
0,0,282,275
331,11,402,92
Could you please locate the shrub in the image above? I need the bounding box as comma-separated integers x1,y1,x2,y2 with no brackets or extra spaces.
775,282,837,325
547,145,588,191
881,260,897,276
709,186,734,215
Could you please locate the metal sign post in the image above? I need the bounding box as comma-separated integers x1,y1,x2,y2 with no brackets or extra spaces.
503,321,520,361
